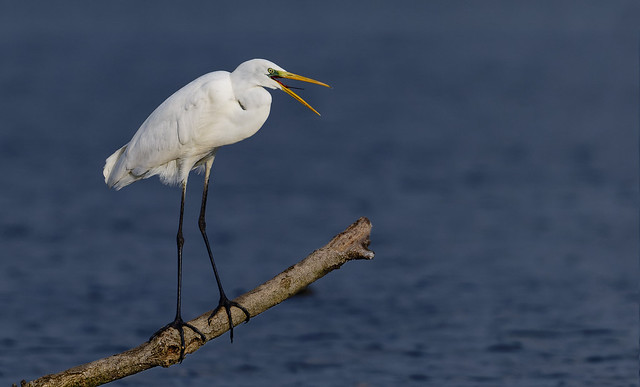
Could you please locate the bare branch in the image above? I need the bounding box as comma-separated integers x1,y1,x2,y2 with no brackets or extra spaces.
20,217,374,387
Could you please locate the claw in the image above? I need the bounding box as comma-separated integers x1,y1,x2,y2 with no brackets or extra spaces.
207,296,251,342
150,316,206,362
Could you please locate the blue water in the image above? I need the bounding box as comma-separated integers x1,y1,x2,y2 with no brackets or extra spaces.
1,1,638,386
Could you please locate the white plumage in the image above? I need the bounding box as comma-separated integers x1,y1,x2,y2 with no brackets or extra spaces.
104,59,283,189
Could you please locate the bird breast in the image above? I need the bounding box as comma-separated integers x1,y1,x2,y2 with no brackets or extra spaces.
225,85,272,143
186,75,273,152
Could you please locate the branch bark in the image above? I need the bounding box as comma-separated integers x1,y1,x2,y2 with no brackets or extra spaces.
20,217,374,387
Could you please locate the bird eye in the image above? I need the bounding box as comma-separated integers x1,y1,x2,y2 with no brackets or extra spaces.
267,68,276,75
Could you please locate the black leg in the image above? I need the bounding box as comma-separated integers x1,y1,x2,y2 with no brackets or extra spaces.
198,159,250,342
150,181,206,361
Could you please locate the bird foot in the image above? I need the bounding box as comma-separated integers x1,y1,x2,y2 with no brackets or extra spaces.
150,316,206,362
207,295,251,342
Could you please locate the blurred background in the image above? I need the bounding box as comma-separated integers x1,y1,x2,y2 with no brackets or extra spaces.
0,1,638,386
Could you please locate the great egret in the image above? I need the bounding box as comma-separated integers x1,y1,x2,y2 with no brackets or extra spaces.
103,58,329,359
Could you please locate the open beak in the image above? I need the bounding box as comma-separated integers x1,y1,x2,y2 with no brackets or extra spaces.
270,71,330,116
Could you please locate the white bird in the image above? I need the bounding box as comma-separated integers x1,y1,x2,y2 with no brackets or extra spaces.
103,58,329,359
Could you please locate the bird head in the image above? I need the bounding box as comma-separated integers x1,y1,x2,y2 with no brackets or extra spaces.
233,59,330,115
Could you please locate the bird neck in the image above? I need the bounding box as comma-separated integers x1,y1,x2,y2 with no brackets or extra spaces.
234,84,272,112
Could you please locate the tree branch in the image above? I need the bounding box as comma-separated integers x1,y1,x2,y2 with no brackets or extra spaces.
20,217,374,387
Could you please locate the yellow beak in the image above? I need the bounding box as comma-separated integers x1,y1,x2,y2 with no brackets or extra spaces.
271,71,330,116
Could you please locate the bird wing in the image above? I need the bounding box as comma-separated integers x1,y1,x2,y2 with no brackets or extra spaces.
121,72,235,177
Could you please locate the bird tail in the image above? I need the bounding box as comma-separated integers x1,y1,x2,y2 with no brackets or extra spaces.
103,145,136,190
